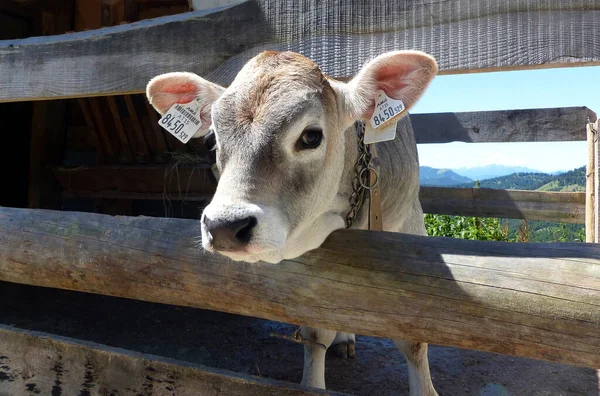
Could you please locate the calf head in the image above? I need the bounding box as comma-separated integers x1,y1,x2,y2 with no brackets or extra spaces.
147,51,437,263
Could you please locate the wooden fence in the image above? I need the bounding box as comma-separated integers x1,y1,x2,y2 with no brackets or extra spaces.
51,106,596,226
0,0,599,394
0,206,598,370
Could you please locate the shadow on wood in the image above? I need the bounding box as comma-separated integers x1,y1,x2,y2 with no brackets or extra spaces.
0,206,598,369
0,324,345,395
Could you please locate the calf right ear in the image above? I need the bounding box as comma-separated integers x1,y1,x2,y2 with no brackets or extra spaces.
146,72,225,138
342,51,438,123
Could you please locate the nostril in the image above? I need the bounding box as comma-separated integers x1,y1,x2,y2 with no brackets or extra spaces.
235,216,257,243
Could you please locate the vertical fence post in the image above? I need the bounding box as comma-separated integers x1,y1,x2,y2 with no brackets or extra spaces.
588,120,599,243
594,120,600,243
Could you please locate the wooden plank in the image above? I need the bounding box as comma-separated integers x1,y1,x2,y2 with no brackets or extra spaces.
54,165,216,200
0,324,342,396
0,2,265,102
28,100,67,208
123,94,152,160
144,96,170,153
27,2,73,209
586,121,597,242
101,0,125,26
88,97,117,161
420,187,585,224
0,207,598,369
595,120,599,243
411,107,597,144
1,1,600,102
77,97,106,163
75,0,102,31
53,165,585,223
106,95,134,161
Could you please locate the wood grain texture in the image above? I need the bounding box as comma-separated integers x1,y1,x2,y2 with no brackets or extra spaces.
26,3,73,209
1,1,599,102
53,166,585,223
0,2,266,102
54,165,216,200
411,107,596,144
586,122,596,242
420,187,585,224
0,207,599,368
595,121,599,243
28,100,67,209
0,325,344,396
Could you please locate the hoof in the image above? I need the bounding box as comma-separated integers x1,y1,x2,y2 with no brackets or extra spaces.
330,341,355,359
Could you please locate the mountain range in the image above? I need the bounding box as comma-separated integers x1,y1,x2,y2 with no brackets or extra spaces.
420,165,585,191
419,166,473,187
449,165,543,181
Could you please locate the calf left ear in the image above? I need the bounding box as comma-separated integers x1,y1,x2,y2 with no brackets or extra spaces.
344,51,438,121
146,72,225,138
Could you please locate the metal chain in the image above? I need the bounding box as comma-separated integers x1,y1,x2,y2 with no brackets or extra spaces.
345,121,374,228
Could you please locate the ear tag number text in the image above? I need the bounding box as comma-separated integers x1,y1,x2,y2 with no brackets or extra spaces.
365,90,405,144
158,99,202,144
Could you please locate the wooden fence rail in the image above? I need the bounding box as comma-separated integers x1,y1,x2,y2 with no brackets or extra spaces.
1,1,599,102
0,325,343,396
53,166,587,224
420,187,585,224
0,206,599,369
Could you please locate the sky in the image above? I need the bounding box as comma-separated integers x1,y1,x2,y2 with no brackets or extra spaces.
410,65,600,173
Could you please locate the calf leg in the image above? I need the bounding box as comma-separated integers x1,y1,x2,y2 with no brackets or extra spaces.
300,326,336,389
394,340,438,396
330,332,356,358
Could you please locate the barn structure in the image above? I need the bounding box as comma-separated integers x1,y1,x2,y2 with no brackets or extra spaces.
0,1,599,395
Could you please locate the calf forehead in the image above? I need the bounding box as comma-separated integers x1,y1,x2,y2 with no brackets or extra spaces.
213,51,331,133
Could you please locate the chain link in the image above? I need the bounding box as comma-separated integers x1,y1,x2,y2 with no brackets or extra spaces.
345,121,374,228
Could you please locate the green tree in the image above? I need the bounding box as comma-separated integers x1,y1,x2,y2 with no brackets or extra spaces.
424,214,510,241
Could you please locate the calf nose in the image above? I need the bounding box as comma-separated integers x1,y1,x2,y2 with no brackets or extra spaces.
203,215,257,251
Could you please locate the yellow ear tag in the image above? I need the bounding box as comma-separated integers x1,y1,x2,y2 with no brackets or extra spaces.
365,90,406,144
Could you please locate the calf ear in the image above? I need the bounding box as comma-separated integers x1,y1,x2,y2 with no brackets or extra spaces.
344,51,437,121
146,72,225,137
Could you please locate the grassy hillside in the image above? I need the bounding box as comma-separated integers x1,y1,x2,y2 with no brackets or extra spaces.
429,166,586,243
536,167,586,192
419,166,473,187
457,166,585,191
456,172,553,189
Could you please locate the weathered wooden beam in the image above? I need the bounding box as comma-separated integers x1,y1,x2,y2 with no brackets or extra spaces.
27,3,74,209
593,120,600,243
1,1,599,102
420,187,585,224
595,120,600,243
0,2,266,102
53,166,585,223
106,95,135,160
0,206,599,369
54,165,216,200
28,100,68,209
0,324,343,395
586,121,597,242
411,107,596,144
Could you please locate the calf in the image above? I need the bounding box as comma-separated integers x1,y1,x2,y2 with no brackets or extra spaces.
147,50,438,395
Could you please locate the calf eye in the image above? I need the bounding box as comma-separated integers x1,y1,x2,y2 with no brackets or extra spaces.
297,128,323,150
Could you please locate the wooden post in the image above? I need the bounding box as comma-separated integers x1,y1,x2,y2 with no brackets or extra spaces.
594,120,599,243
586,121,596,242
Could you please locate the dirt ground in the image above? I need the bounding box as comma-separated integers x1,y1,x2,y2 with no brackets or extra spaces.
0,281,597,396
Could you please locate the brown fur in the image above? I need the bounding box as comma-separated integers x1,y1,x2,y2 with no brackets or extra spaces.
232,51,334,126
